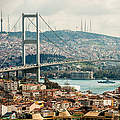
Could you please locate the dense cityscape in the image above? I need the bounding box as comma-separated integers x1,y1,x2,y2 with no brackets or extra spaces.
1,0,120,119
0,77,120,119
0,30,119,119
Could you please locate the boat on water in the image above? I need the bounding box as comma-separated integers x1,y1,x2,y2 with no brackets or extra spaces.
64,79,70,85
97,79,115,84
64,82,70,85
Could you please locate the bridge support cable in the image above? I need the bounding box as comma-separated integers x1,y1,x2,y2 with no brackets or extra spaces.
39,15,81,58
27,17,72,58
0,16,21,68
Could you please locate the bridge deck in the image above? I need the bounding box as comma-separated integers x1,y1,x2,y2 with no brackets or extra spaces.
0,59,119,73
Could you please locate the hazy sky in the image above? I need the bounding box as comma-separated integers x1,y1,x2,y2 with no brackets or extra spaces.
1,0,120,37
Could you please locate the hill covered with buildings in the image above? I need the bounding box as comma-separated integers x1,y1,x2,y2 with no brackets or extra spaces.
7,30,120,60
1,30,120,79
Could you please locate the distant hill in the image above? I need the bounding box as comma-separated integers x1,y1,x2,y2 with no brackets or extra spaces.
7,30,120,60
1,30,120,68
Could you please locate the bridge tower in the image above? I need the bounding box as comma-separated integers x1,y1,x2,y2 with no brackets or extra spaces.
22,13,40,82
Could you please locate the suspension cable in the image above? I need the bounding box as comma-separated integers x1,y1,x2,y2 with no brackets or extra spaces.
27,17,72,57
0,16,21,68
39,14,80,56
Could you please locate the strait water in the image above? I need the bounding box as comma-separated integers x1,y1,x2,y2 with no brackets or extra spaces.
41,79,120,94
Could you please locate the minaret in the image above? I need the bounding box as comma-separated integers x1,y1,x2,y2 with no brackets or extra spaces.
81,19,83,31
87,21,89,32
90,19,92,32
84,19,86,32
8,16,10,33
1,10,3,33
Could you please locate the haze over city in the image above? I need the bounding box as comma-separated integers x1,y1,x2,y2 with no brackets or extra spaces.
1,0,120,37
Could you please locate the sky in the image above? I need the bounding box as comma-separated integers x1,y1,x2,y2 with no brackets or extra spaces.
1,0,120,37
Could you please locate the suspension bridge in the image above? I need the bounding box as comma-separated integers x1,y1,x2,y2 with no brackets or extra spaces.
0,59,120,72
0,13,119,82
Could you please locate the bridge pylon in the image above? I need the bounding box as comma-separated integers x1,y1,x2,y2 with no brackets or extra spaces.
22,13,40,82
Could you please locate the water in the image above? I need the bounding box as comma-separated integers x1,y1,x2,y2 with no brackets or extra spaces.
41,79,120,94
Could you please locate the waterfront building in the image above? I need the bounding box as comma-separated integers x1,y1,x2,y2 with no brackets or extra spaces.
71,71,94,80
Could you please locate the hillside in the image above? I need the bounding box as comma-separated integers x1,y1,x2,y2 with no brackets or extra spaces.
40,30,120,60
0,30,120,67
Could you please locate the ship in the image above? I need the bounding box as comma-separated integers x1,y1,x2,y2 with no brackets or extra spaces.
97,79,115,84
64,81,70,85
64,79,70,85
